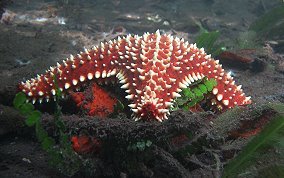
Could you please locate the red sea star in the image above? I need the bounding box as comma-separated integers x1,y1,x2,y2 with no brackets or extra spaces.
19,30,251,122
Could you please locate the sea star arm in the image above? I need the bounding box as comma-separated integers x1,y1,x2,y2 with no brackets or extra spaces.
166,37,252,110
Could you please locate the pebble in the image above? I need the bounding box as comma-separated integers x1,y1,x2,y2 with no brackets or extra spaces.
22,158,31,164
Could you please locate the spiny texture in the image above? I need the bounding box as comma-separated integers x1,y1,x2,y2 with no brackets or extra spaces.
19,30,251,122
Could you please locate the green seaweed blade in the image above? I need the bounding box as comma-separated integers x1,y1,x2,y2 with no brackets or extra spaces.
222,113,284,177
248,5,284,40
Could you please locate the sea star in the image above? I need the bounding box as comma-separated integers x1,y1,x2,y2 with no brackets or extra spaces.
19,30,251,122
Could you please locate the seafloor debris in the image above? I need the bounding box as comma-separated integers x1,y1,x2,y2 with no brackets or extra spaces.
71,135,101,154
218,50,267,72
0,9,15,24
37,104,281,177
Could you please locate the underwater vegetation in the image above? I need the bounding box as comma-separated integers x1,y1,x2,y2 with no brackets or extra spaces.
194,30,225,56
13,91,92,176
236,5,284,51
249,5,284,40
172,77,218,111
222,104,284,177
